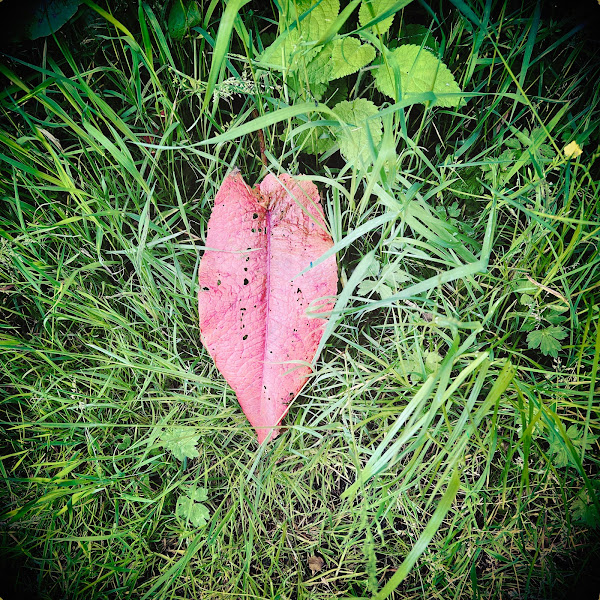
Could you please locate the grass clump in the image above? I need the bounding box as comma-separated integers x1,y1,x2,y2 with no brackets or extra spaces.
1,1,599,599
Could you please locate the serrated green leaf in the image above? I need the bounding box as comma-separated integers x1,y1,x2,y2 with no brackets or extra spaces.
366,258,381,278
504,137,522,150
539,143,556,159
176,494,210,528
189,487,209,502
572,487,600,528
380,263,411,287
357,261,410,299
358,279,393,299
424,350,442,373
520,293,533,306
373,44,463,107
160,427,200,461
377,283,394,299
260,0,340,71
450,201,461,217
521,318,537,332
498,148,519,171
359,0,397,35
306,36,375,83
281,0,340,31
357,279,380,296
527,326,567,358
450,166,483,199
117,434,131,450
547,424,598,469
310,81,329,101
546,311,567,325
333,98,382,164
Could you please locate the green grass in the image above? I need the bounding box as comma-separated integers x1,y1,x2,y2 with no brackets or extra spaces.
1,1,599,598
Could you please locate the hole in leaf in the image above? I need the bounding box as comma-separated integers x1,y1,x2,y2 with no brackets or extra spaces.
244,278,249,285
243,335,248,340
217,280,222,286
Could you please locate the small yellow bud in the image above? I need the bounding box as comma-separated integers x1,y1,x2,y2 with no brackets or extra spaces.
563,141,583,159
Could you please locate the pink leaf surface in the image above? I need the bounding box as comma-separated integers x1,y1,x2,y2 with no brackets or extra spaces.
198,170,338,443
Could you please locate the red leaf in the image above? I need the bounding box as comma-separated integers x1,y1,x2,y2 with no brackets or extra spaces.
198,171,338,443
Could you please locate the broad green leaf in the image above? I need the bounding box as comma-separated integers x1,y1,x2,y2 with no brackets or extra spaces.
380,263,411,287
176,488,210,528
291,122,336,154
381,285,396,300
333,98,382,164
366,258,381,278
356,262,410,299
527,326,567,358
547,424,598,469
307,36,375,83
546,311,568,325
116,434,132,450
15,0,81,42
374,44,463,107
520,293,533,306
504,137,522,150
260,0,340,71
359,0,397,35
260,29,318,71
188,487,209,502
450,166,483,199
168,1,187,39
160,427,200,461
425,350,443,373
357,279,380,295
187,1,201,27
168,1,202,41
572,487,600,528
280,0,340,31
539,142,555,159
357,279,393,299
